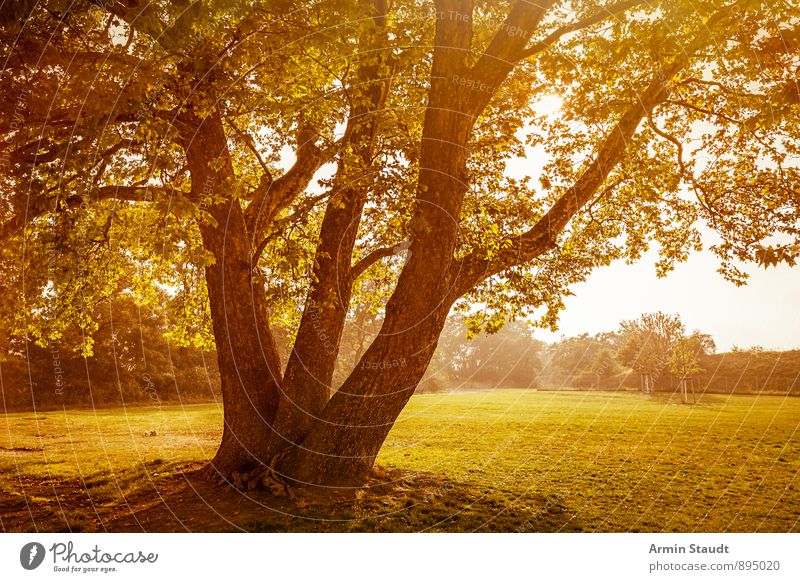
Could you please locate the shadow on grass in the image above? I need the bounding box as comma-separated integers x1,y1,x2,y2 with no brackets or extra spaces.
0,460,197,533
100,467,587,533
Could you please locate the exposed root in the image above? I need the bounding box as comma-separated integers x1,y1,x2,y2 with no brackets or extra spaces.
198,462,232,487
221,448,297,498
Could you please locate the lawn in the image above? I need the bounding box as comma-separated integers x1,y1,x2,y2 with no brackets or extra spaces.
1,390,798,532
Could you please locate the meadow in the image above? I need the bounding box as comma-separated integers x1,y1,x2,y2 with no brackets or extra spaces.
1,390,798,532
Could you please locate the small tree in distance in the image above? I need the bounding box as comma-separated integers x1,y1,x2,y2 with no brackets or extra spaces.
617,312,685,393
668,332,716,404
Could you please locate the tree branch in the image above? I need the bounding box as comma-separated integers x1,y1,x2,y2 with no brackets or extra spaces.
251,190,331,263
463,0,553,115
95,185,168,202
351,241,410,279
227,119,272,176
244,126,326,238
0,213,26,242
515,1,645,61
87,0,195,54
646,110,715,215
471,0,554,80
0,183,161,243
451,3,742,297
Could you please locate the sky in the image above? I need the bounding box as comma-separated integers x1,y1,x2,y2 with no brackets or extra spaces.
532,248,800,352
511,97,800,352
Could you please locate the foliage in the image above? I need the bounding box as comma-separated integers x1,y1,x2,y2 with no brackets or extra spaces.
617,312,684,376
1,0,797,349
698,348,800,394
2,0,800,481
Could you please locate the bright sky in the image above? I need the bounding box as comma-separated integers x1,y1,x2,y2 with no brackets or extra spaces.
511,96,800,352
533,249,800,352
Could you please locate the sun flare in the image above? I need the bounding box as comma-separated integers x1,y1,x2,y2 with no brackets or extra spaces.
534,93,563,118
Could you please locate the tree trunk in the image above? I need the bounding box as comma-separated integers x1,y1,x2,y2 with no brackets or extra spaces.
276,187,366,445
275,22,476,484
274,0,393,448
184,109,284,476
277,257,455,486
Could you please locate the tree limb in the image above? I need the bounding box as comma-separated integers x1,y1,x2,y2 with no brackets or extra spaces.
95,185,169,202
515,1,645,61
0,213,26,242
227,119,272,177
471,0,555,79
87,0,193,54
452,2,742,296
0,183,163,243
244,126,326,238
251,190,331,263
646,110,715,215
465,0,553,115
351,241,410,279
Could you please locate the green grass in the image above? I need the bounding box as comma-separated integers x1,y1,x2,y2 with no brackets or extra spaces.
0,403,221,502
380,390,800,531
2,391,799,531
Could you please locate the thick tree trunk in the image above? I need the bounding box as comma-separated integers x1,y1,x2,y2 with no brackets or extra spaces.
184,110,284,476
275,187,365,445
277,258,455,485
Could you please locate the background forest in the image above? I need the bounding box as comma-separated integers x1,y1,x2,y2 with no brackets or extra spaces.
3,304,797,410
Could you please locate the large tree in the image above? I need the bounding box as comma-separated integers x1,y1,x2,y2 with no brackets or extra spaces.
1,0,798,487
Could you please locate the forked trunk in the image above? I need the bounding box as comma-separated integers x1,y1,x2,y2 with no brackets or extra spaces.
277,258,455,486
276,60,475,484
273,0,393,450
275,188,365,446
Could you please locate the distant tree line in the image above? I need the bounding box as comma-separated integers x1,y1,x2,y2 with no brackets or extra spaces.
0,296,219,411
3,306,798,412
413,312,800,397
700,348,800,395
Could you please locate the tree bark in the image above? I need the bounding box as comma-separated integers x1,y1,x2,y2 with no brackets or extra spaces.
196,0,735,487
183,109,284,476
277,257,456,486
275,187,366,446
275,3,478,484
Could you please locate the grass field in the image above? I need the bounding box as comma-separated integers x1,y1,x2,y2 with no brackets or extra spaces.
1,390,799,532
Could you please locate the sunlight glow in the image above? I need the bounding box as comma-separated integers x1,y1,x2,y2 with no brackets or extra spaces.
534,93,563,118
